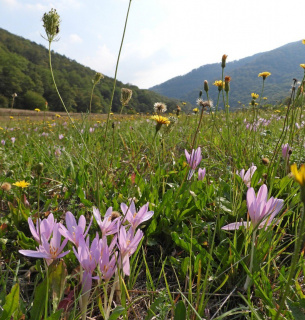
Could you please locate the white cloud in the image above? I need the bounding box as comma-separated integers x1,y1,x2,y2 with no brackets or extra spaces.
69,33,82,44
82,45,117,76
2,0,20,8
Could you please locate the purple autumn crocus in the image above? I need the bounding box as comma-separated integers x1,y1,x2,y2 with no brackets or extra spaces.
282,143,292,160
59,211,92,247
59,134,64,140
237,165,257,188
198,168,206,181
120,201,154,231
98,236,118,282
28,213,55,243
73,234,100,319
93,207,120,237
185,147,202,180
19,223,70,266
1,140,5,146
222,184,284,231
11,137,15,144
118,226,143,276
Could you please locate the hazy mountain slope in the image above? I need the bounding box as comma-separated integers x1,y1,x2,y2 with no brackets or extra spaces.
150,41,305,108
0,28,184,113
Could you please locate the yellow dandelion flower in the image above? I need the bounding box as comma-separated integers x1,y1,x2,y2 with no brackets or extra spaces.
258,72,271,80
34,108,41,112
274,110,281,113
193,108,199,113
251,93,259,99
13,180,30,188
263,97,268,100
300,64,305,70
151,115,170,125
291,163,305,187
56,114,61,118
302,40,305,45
213,80,224,88
110,112,114,115
10,116,14,119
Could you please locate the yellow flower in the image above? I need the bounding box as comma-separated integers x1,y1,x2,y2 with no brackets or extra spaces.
0,127,3,130
34,108,41,112
263,97,268,100
97,121,101,123
151,115,170,125
182,102,187,105
302,39,305,45
10,116,14,119
251,93,259,99
213,80,224,88
258,72,271,80
13,180,30,188
110,112,114,115
300,64,305,70
56,114,61,118
291,163,305,186
193,108,199,113
274,110,281,113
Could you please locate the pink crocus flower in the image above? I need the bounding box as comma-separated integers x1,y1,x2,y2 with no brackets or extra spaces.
19,223,70,265
1,140,5,145
282,143,292,160
59,134,64,140
73,235,100,317
93,207,120,237
237,165,257,188
11,137,16,144
198,168,206,181
185,147,202,180
120,201,154,231
28,213,55,243
222,184,284,231
118,226,143,276
98,236,118,282
59,211,92,247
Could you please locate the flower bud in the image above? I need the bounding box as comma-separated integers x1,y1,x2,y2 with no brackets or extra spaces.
42,8,61,43
221,54,228,68
204,80,209,93
224,76,231,92
120,88,133,106
93,72,104,85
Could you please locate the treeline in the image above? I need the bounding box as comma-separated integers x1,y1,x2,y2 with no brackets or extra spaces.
0,28,184,113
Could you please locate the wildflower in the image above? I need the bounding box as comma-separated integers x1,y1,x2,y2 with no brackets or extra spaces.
185,147,202,180
28,214,55,243
154,102,167,114
196,99,213,109
118,226,143,275
59,211,93,247
213,80,224,91
55,148,61,157
263,97,268,100
56,114,61,118
258,72,271,80
1,140,5,145
93,72,104,85
120,201,154,231
59,134,64,140
13,180,30,188
222,184,284,230
282,143,292,160
224,76,231,92
11,137,15,144
19,223,70,266
300,64,305,70
198,168,206,181
221,54,228,68
93,207,120,237
10,116,14,119
89,127,94,133
42,8,61,43
1,182,11,191
98,237,117,282
120,88,133,106
151,115,170,132
251,93,259,99
193,108,199,114
34,108,41,112
237,165,257,188
291,163,305,187
302,40,305,45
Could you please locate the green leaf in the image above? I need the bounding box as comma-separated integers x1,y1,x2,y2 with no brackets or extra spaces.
286,298,305,320
30,278,47,320
46,309,63,320
49,260,67,311
0,283,19,320
108,306,125,320
174,300,186,320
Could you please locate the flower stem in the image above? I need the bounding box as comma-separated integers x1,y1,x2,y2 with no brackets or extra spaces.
244,229,257,291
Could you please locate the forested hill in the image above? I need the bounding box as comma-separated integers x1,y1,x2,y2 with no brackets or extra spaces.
0,28,183,113
150,41,305,109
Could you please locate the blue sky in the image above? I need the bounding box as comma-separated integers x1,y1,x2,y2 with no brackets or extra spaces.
1,0,305,89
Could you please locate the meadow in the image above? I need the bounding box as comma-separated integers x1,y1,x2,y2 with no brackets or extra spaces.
1,8,305,320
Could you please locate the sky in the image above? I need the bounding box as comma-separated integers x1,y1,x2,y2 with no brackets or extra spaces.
1,0,305,89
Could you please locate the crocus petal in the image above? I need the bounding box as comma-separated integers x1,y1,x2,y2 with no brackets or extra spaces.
221,221,249,230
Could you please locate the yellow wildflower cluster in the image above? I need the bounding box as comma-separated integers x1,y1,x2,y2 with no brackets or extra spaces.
13,180,30,188
213,80,224,89
34,108,41,112
251,93,259,99
151,115,170,125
